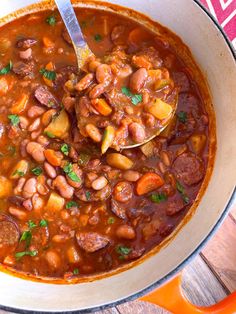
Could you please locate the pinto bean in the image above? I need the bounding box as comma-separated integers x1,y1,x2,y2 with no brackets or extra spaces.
20,139,29,157
142,112,156,128
123,170,140,182
44,162,57,179
129,68,148,93
91,176,108,190
26,142,45,163
8,207,27,220
19,116,29,130
32,193,44,211
53,175,74,199
67,245,81,264
75,73,94,91
89,83,105,99
14,178,26,195
128,122,146,143
22,177,37,198
75,96,90,118
19,48,32,60
96,64,112,85
88,60,101,72
27,105,45,118
45,250,61,269
85,124,102,142
37,135,49,147
28,117,40,132
116,224,136,240
113,181,133,203
22,199,32,211
160,151,171,166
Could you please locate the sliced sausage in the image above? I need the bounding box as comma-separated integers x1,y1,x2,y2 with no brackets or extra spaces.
34,85,59,108
172,153,204,186
172,71,190,93
16,37,37,49
113,181,133,203
0,215,19,248
110,199,127,219
76,232,109,253
166,198,187,216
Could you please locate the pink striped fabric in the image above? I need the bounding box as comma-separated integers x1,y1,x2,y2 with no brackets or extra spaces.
200,0,236,49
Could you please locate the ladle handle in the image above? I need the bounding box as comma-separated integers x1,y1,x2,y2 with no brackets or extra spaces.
54,0,86,48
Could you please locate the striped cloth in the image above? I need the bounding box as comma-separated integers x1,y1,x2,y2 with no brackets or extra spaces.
200,0,236,49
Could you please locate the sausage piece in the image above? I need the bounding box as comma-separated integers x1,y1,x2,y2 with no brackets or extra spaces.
172,153,204,186
16,37,37,49
76,232,109,253
0,215,19,248
34,85,59,108
166,198,187,216
113,181,133,203
13,61,34,76
110,199,127,219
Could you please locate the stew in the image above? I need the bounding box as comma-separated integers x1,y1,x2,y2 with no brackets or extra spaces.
0,8,209,280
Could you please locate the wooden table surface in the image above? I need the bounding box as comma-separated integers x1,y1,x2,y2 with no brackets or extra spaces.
1,201,235,314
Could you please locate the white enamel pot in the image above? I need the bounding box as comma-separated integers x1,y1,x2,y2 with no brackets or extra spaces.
0,0,235,313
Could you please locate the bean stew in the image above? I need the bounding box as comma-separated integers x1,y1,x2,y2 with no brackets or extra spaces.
0,7,210,280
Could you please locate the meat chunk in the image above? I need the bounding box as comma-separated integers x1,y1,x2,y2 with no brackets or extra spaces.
16,37,37,49
76,232,109,253
172,153,205,186
55,65,77,88
172,72,190,93
110,199,127,219
0,215,19,248
166,198,187,216
13,61,34,76
34,85,59,108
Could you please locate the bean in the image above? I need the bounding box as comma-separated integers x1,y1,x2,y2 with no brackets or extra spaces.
96,64,112,85
28,117,41,132
113,181,133,203
53,175,74,199
22,199,32,211
85,124,102,142
52,234,70,243
45,250,61,269
75,73,94,91
160,151,171,166
8,207,27,220
91,176,108,190
19,48,32,60
129,68,148,93
26,142,45,163
143,113,156,128
37,135,49,147
89,83,105,99
22,177,37,198
32,193,44,211
88,60,101,72
123,170,140,182
85,172,98,188
20,139,29,157
41,109,57,126
116,224,136,240
14,178,26,195
19,116,29,130
31,129,42,140
44,162,56,179
128,122,146,143
28,105,45,118
158,161,167,174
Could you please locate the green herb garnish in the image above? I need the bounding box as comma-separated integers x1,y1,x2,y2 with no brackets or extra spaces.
121,86,142,105
63,162,73,174
31,167,43,176
85,191,91,201
73,268,79,275
0,61,12,75
39,68,56,81
94,34,102,42
20,230,32,248
107,217,115,224
8,114,20,126
177,111,187,123
61,143,69,156
150,193,167,203
116,245,132,256
28,220,37,229
39,219,48,227
66,201,78,209
176,181,190,204
63,162,81,183
44,131,55,138
13,170,25,177
15,250,37,260
46,15,56,26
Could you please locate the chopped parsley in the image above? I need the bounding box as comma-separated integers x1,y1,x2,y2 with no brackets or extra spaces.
8,114,20,126
0,61,12,75
176,181,190,204
31,167,43,176
12,170,25,177
28,220,37,229
121,86,142,105
44,131,55,138
85,191,91,201
73,268,79,275
61,143,69,156
46,15,56,26
20,230,32,248
116,245,132,258
177,111,187,123
94,34,102,42
63,162,81,183
66,201,78,209
15,250,37,260
39,68,56,81
39,219,48,227
107,217,115,224
150,193,167,203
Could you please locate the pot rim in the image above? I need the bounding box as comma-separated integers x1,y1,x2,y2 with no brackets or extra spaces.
0,0,235,313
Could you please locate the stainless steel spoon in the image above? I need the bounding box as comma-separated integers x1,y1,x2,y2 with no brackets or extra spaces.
55,0,177,150
54,0,93,69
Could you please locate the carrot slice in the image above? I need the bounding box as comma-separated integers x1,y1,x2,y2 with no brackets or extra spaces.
44,149,63,167
128,27,151,47
43,62,55,87
136,172,164,195
10,93,29,114
91,98,112,116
